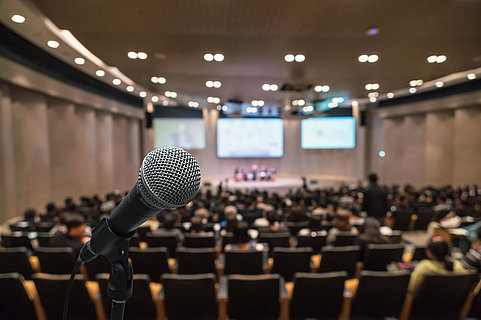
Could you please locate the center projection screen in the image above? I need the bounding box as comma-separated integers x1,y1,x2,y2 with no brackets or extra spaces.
301,117,356,149
153,118,206,149
217,118,284,158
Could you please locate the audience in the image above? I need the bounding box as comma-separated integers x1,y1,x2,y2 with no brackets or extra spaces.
190,216,206,234
258,211,289,234
362,173,389,222
462,226,481,273
157,214,184,243
49,213,90,256
225,222,257,251
327,211,358,244
221,205,239,233
355,217,391,259
298,214,324,236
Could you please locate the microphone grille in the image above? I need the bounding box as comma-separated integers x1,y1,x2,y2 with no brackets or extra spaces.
138,146,201,209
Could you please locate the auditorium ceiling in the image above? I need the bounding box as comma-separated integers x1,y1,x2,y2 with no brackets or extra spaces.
22,0,481,107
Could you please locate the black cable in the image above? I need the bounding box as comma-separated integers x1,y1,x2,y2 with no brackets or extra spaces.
110,300,126,320
62,259,82,320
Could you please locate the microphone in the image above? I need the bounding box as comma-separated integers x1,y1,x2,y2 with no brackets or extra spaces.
79,146,201,262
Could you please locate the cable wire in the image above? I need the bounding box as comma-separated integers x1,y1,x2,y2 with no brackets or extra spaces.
62,259,82,320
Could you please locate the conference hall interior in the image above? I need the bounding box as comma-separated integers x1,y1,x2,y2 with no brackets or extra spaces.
1,1,481,319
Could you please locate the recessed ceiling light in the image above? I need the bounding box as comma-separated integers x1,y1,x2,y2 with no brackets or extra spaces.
208,97,220,104
368,92,379,98
427,55,437,63
188,101,199,108
315,85,323,92
11,14,25,24
417,79,423,86
112,79,121,85
216,105,222,111
367,54,379,63
369,96,377,103
170,91,177,98
151,96,159,103
206,81,213,88
74,57,85,65
251,100,258,106
365,84,373,90
214,53,224,62
297,99,305,106
213,97,220,104
270,84,278,91
157,77,166,84
372,83,380,90
387,92,394,98
409,87,417,94
162,100,169,106
284,54,295,62
96,70,105,77
151,76,158,83
322,85,330,92
262,84,271,91
358,55,368,63
222,105,228,111
436,55,446,63
467,73,476,80
435,81,444,88
127,51,138,59
366,27,380,36
137,52,148,60
139,91,147,98
126,86,134,92
213,81,221,88
295,54,305,62
352,100,359,107
47,40,59,48
204,53,214,61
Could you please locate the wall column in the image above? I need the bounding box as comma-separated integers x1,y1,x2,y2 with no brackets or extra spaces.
74,105,97,196
96,111,115,195
380,117,404,185
402,114,426,187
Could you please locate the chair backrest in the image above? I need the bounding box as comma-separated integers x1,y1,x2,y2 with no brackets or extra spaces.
129,247,170,282
162,273,217,320
184,232,216,248
290,272,347,320
227,274,281,320
414,207,435,230
224,250,265,275
0,273,38,320
176,247,216,274
136,226,152,241
388,230,403,244
363,244,405,271
1,232,32,250
469,283,481,319
296,233,327,255
258,232,291,253
285,222,308,235
129,233,141,247
393,210,413,231
411,246,428,261
0,247,35,280
318,246,361,278
351,271,410,318
272,247,312,282
9,221,36,232
411,273,477,319
36,222,56,233
84,255,111,280
221,233,233,252
97,273,157,320
145,233,177,257
333,232,357,246
36,232,52,247
33,273,96,320
34,247,76,274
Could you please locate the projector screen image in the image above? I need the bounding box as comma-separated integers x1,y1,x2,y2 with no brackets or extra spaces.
301,117,355,149
217,118,284,158
153,118,206,149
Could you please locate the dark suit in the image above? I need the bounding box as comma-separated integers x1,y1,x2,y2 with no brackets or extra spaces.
363,184,389,219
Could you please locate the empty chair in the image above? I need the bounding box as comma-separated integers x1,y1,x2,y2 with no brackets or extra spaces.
33,273,96,320
333,232,357,246
290,272,347,320
363,244,404,271
258,232,291,253
129,247,170,282
184,232,216,248
1,232,32,250
410,273,477,320
222,250,266,275
84,255,111,280
411,245,428,261
318,246,361,278
296,232,327,255
162,273,218,320
223,274,284,320
351,271,410,319
35,247,76,274
145,233,177,257
36,232,52,247
97,273,157,320
393,210,413,231
36,222,56,232
0,273,38,320
0,247,35,280
285,221,308,235
176,247,216,274
271,247,312,282
387,230,403,244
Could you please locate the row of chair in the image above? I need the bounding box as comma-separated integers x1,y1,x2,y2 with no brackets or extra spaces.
1,244,427,283
1,270,479,320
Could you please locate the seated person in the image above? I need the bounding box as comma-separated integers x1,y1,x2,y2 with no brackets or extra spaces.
253,205,274,228
225,222,257,251
258,211,290,234
327,210,358,244
298,214,325,236
190,216,207,234
355,217,391,259
462,226,481,273
408,236,465,294
285,205,306,223
157,214,183,243
23,208,39,223
50,213,90,257
221,205,239,234
427,210,461,238
194,207,210,224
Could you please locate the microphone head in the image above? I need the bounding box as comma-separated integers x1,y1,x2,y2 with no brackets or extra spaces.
138,146,201,209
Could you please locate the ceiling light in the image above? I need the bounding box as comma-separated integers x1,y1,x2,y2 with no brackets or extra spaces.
322,85,330,92
222,105,228,111
96,70,105,77
379,150,386,158
204,53,214,61
295,54,305,62
409,80,417,87
387,92,394,99
337,97,344,103
188,101,199,108
297,99,305,106
214,53,224,62
47,40,59,48
213,81,222,88
328,102,338,108
205,81,213,88
165,91,172,97
270,84,278,91
216,105,222,111
151,96,159,103
314,85,322,92
292,100,298,106
257,100,264,106
213,97,220,104
467,73,476,80
127,51,138,59
365,84,373,90
11,15,25,24
137,52,148,60
417,79,423,86
151,76,158,83
409,87,417,94
436,55,446,63
126,86,134,92
368,54,379,63
368,92,379,98
162,100,169,106
369,97,377,103
358,55,369,63
251,100,258,106
284,54,295,62
366,27,380,36
170,91,177,98
262,84,271,91
74,57,85,65
435,81,444,88
157,77,166,84
139,91,147,98
112,78,121,85
372,83,380,90
352,101,359,107
427,55,437,63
